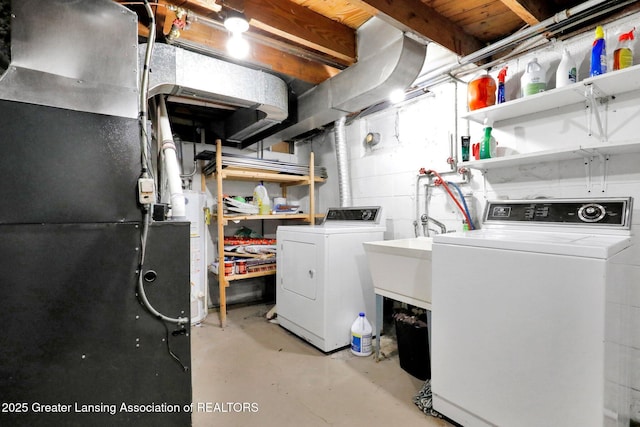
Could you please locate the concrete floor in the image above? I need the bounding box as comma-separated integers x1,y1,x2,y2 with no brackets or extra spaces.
191,304,451,427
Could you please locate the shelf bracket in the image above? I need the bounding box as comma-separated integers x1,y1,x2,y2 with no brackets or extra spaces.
599,152,609,193
583,155,593,193
582,150,609,193
585,83,609,142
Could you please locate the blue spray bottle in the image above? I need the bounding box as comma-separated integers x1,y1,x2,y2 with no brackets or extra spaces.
590,26,607,76
497,67,508,104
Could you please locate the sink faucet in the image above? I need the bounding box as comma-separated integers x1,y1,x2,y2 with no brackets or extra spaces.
421,214,446,235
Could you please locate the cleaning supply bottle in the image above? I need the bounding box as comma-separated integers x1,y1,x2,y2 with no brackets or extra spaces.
467,72,496,111
479,118,494,160
253,183,271,215
350,312,373,357
613,28,635,70
497,67,508,103
521,58,546,96
590,26,607,76
556,48,577,88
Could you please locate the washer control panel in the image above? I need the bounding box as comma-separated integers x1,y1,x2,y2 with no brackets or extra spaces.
324,206,382,224
484,198,632,228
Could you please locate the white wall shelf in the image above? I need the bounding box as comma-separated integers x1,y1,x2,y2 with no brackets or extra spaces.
459,140,640,172
459,64,640,172
461,64,640,125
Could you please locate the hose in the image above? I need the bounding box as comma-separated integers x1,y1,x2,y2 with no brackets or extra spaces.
447,181,475,230
426,170,474,229
137,209,189,325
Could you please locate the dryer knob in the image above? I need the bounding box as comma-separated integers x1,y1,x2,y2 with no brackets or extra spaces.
577,203,606,222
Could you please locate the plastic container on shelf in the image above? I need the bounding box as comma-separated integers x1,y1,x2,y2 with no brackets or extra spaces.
479,118,495,160
467,72,496,110
590,26,607,76
350,312,373,357
613,28,635,70
556,49,577,88
521,58,546,96
497,67,508,103
253,184,271,215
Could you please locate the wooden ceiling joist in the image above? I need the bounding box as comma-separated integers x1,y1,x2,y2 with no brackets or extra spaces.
156,4,341,84
499,0,554,26
243,0,357,66
353,0,486,57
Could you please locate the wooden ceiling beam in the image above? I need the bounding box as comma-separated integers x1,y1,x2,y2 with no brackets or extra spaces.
145,0,356,66
498,0,554,26
241,0,356,66
351,0,486,57
155,4,341,84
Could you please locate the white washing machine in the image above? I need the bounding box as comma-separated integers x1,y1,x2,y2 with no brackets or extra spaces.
432,197,633,427
276,207,385,352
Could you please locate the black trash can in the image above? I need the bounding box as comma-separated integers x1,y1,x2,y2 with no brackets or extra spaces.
393,312,431,380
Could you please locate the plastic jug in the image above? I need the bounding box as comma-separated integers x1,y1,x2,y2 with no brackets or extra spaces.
253,184,271,215
467,73,496,110
350,312,373,357
521,58,546,96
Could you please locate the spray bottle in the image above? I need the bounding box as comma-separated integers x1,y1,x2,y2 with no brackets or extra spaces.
479,118,494,160
590,26,607,76
613,28,635,70
497,67,508,104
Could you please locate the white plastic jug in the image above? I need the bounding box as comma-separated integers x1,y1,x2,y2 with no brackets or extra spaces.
521,57,546,96
556,49,577,88
253,184,271,215
350,312,373,357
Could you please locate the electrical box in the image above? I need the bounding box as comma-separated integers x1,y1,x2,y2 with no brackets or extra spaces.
138,178,155,205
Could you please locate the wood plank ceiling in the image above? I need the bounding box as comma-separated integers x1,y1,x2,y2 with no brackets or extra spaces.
118,0,640,88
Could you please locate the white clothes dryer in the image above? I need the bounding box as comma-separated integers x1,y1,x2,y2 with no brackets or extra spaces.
276,207,385,352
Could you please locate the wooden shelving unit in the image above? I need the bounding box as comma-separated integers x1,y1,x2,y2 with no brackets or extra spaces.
208,138,324,327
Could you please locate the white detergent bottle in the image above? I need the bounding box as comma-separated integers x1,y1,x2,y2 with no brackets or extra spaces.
556,49,577,88
350,312,373,356
521,57,546,96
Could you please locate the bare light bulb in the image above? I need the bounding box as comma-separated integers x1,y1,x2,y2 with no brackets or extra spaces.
227,33,250,59
389,88,405,104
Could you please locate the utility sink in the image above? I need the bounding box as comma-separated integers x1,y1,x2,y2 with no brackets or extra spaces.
363,237,433,310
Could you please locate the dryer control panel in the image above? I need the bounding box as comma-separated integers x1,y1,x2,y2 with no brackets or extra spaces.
323,206,382,224
484,198,632,228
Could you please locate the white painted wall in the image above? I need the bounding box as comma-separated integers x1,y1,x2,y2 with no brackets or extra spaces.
295,11,640,421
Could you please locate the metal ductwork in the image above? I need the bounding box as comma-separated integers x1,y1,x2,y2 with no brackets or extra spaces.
143,43,288,144
259,17,427,147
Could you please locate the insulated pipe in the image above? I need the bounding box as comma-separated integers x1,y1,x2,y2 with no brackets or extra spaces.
413,0,632,88
334,116,352,207
158,96,187,220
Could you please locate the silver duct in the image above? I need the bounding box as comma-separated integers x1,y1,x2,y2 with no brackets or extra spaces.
261,17,427,147
334,117,352,207
142,43,288,143
0,0,138,118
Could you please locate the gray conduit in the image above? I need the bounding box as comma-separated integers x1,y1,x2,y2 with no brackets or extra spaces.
334,116,352,207
412,0,635,90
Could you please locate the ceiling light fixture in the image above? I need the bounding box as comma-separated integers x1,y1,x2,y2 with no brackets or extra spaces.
223,10,249,34
226,33,250,59
389,88,405,104
223,9,250,59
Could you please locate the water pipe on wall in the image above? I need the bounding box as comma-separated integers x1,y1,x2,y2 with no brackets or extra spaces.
158,96,187,220
410,0,637,93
